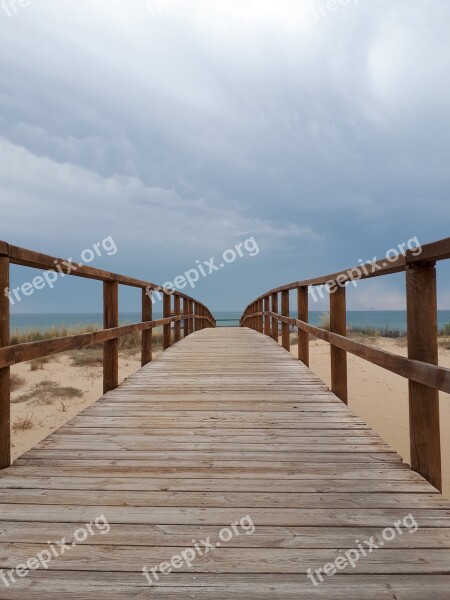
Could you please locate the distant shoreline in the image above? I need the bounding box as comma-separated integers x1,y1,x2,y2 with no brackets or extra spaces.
9,310,450,334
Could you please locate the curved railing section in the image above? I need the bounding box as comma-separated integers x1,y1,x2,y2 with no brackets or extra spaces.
0,241,215,469
240,237,450,491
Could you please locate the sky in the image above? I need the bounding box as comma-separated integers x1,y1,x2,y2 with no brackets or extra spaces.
0,0,449,314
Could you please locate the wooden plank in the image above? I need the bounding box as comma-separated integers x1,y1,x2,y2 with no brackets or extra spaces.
1,327,449,598
0,489,446,509
0,476,434,493
0,504,449,526
2,573,450,600
407,262,442,491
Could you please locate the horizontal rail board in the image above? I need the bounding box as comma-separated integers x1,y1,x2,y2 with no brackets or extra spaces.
0,314,214,368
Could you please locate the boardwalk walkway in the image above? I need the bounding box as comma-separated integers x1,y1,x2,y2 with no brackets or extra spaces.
0,328,450,598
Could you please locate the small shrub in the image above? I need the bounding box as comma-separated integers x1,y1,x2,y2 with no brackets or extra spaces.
12,415,34,431
10,374,26,392
70,349,103,367
30,357,51,371
15,380,83,405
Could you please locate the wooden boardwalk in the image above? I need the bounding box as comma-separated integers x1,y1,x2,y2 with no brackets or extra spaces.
0,327,450,598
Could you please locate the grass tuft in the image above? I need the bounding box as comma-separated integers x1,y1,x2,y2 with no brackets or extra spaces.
15,380,83,405
11,374,26,392
12,415,34,431
30,357,51,371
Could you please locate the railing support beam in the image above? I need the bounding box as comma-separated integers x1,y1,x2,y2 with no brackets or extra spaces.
297,286,309,366
271,293,278,341
0,256,10,469
330,286,348,404
103,280,119,394
264,297,270,336
407,262,442,490
141,289,152,367
281,290,290,351
163,292,172,349
183,298,189,338
174,295,181,343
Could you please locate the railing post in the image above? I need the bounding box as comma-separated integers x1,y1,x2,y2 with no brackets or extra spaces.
103,280,119,394
264,297,270,336
406,262,442,490
271,293,278,341
330,286,348,404
141,288,153,367
163,291,172,349
257,299,263,333
183,298,189,338
281,290,290,351
174,295,181,343
0,255,10,469
297,286,309,366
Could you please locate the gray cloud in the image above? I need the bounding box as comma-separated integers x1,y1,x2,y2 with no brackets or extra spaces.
1,0,449,310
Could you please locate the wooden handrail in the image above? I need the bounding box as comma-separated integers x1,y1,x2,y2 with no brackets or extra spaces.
0,241,215,469
240,236,450,491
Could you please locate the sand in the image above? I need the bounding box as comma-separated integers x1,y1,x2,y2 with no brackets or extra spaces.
10,337,450,499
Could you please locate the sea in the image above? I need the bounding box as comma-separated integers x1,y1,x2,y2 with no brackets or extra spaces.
9,311,450,334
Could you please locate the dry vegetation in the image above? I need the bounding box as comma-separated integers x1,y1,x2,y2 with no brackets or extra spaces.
10,374,26,392
15,380,83,406
12,415,34,432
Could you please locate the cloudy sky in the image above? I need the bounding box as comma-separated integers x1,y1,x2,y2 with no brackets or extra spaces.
1,0,449,314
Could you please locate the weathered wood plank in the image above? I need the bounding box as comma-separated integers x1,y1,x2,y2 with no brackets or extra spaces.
1,327,449,599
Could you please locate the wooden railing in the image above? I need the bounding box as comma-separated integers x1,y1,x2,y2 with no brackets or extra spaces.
0,241,215,469
240,237,450,491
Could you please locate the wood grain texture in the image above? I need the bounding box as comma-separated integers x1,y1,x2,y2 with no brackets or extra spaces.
103,280,119,394
141,288,153,367
407,263,442,490
0,255,10,468
1,327,449,598
330,285,348,404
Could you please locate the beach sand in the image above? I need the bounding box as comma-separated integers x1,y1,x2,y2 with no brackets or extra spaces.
10,337,450,499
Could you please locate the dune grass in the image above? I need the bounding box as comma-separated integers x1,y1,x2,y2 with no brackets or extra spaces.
11,374,26,392
15,380,83,405
12,415,34,432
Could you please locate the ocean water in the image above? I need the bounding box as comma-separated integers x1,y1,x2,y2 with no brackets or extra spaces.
9,310,450,333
